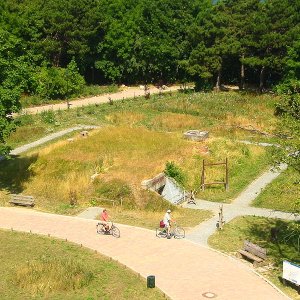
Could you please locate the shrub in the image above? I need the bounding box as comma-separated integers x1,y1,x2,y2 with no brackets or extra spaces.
32,59,85,100
164,161,186,186
40,110,56,124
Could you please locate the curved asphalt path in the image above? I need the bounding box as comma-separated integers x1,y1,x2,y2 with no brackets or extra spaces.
0,207,289,300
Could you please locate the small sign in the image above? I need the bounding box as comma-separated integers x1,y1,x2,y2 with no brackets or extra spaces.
283,260,300,285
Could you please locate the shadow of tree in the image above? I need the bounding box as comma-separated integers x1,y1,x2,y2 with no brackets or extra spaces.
247,218,300,265
0,154,38,194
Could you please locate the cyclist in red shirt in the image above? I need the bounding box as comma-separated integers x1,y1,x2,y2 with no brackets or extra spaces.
100,208,111,231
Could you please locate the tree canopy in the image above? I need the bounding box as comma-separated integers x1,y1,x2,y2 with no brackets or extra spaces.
0,0,299,155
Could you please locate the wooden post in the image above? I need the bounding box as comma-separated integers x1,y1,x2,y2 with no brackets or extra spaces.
218,204,224,230
201,159,205,191
225,157,229,191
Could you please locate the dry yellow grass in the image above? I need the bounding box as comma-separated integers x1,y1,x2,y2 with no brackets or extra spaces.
20,126,193,209
105,111,145,126
6,124,269,211
151,112,203,131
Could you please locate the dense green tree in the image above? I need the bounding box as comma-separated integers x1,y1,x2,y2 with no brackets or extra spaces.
32,59,85,100
275,39,300,172
215,0,261,89
242,0,299,91
184,0,218,90
4,0,105,73
97,0,198,84
0,28,24,155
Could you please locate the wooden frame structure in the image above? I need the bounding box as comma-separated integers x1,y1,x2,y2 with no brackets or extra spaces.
201,158,229,191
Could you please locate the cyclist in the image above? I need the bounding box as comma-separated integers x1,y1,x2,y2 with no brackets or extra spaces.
100,208,111,231
163,209,173,239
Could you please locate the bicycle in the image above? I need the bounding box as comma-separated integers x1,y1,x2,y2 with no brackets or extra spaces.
96,221,120,238
156,222,185,239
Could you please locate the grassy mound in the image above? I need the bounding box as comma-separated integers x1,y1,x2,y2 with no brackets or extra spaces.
0,91,282,214
0,230,166,300
0,125,271,212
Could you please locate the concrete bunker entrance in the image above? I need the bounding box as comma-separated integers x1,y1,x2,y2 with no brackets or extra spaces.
141,173,185,205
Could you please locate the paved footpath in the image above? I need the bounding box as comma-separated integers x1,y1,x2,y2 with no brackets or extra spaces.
0,207,289,300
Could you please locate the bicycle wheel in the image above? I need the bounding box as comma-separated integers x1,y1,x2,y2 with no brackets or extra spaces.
174,227,185,239
111,226,120,238
96,223,105,235
156,228,167,238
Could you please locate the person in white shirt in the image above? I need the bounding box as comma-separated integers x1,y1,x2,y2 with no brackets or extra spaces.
163,209,172,238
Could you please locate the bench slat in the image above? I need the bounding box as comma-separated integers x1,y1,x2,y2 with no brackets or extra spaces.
244,240,267,260
239,250,263,262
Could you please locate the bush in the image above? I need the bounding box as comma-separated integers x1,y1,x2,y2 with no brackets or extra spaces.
164,161,186,186
32,59,85,100
40,110,56,124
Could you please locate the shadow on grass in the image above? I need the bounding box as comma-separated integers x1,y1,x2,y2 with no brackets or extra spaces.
0,154,38,194
247,218,300,265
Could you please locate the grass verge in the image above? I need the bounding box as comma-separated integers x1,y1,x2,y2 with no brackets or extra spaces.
0,229,167,300
208,216,300,300
252,167,300,213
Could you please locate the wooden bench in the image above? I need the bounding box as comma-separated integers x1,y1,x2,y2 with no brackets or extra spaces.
9,194,35,207
238,240,267,267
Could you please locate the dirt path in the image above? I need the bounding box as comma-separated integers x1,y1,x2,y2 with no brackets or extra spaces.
0,207,289,300
22,85,180,114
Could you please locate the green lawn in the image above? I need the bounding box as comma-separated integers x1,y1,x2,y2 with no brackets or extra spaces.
208,216,300,300
0,230,167,300
252,167,300,213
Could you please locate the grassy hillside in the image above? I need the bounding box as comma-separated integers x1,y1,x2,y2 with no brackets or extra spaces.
0,91,282,214
8,91,279,148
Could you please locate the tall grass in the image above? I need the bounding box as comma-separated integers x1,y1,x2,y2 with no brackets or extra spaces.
1,124,272,212
15,257,94,296
10,91,279,149
0,230,166,300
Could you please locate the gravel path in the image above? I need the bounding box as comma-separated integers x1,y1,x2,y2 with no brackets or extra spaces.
184,142,295,246
10,125,99,155
21,85,180,114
